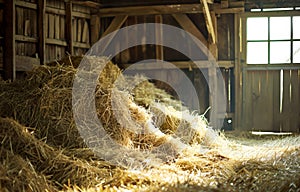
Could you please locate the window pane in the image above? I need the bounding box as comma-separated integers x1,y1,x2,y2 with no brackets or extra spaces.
270,41,291,64
293,16,300,39
247,17,268,40
293,41,300,63
270,17,291,40
247,42,268,64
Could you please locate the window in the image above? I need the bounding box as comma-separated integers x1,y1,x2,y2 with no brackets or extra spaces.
246,16,300,64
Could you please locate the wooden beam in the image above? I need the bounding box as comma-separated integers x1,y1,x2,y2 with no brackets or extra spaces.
200,0,216,44
15,1,37,10
99,15,128,54
101,15,128,37
90,14,100,44
155,15,163,60
3,0,15,80
172,14,208,56
71,1,100,8
38,0,46,65
65,1,74,55
99,4,203,17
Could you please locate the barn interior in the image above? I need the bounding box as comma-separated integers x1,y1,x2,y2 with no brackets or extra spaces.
0,0,299,191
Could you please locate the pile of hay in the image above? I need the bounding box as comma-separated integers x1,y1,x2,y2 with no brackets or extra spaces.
0,55,299,191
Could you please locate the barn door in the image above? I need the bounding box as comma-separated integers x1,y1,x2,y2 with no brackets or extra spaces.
243,69,300,132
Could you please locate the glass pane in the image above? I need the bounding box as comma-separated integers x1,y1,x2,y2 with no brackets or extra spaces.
293,16,300,39
270,41,291,64
247,17,268,40
293,41,300,63
270,17,291,40
247,42,268,64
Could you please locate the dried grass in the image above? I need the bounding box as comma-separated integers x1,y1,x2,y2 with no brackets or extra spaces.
0,55,299,191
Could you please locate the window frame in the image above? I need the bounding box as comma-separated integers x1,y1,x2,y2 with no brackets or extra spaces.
243,11,300,65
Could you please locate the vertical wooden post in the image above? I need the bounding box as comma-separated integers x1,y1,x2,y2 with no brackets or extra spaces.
3,0,15,80
90,14,100,45
65,1,73,55
155,15,163,60
234,13,242,130
37,0,46,65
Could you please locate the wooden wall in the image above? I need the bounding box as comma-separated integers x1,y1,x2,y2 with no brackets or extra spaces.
0,0,91,77
243,69,300,132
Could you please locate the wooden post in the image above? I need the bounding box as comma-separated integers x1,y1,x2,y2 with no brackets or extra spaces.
155,15,163,60
65,1,73,55
37,0,46,65
3,0,15,80
234,13,242,130
90,14,100,45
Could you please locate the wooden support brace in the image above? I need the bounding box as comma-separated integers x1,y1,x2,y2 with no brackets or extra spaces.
172,14,208,56
99,15,128,54
200,0,216,44
3,0,15,80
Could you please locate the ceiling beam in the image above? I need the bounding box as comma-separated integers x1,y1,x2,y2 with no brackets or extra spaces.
98,4,203,17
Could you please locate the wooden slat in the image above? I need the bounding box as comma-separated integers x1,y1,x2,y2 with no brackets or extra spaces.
38,0,46,64
172,14,208,56
55,15,60,39
98,4,203,17
16,7,23,35
290,70,299,132
46,6,90,19
73,42,90,49
15,0,37,9
282,70,292,131
3,0,15,80
273,70,281,131
46,38,67,46
48,14,55,39
200,0,216,44
15,35,37,43
82,20,89,43
77,19,83,42
65,2,74,54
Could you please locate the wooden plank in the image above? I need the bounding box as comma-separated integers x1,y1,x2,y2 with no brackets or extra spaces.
46,38,67,46
213,5,244,14
272,70,281,131
60,16,65,40
77,18,83,42
15,35,37,43
15,1,37,10
15,55,39,71
73,42,90,49
101,15,128,37
65,1,74,55
73,18,77,42
55,15,60,40
3,0,15,80
16,7,23,35
200,0,216,44
99,4,203,17
82,20,89,43
290,70,299,132
48,14,55,39
281,70,292,131
172,14,208,56
90,14,100,44
155,15,163,60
